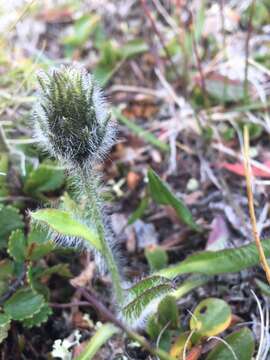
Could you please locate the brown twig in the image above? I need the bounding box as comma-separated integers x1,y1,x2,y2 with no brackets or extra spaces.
243,125,270,283
140,0,179,77
80,288,175,360
244,0,256,100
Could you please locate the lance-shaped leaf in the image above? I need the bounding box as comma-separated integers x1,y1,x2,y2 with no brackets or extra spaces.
158,238,270,279
206,327,255,360
122,276,173,326
30,209,102,252
76,323,119,360
147,169,199,231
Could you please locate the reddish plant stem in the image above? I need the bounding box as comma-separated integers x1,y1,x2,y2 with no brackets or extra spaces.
244,0,256,100
140,0,179,77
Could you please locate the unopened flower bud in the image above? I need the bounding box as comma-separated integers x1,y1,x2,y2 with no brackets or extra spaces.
33,66,115,167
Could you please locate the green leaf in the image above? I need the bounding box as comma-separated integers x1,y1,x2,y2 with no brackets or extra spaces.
127,276,171,300
23,303,52,328
8,229,27,262
4,288,44,321
122,39,148,59
27,265,50,300
0,153,9,196
75,323,119,360
30,209,102,252
0,205,24,248
255,278,270,297
158,295,179,329
190,298,231,339
147,169,199,231
158,238,270,279
206,328,255,360
205,75,245,103
0,313,11,344
123,276,173,324
112,108,169,153
40,263,72,278
62,14,100,48
172,275,210,300
128,196,149,225
24,163,65,195
145,245,168,272
170,332,192,359
0,260,14,281
26,227,55,260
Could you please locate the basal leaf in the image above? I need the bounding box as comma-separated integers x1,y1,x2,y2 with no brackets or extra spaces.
0,153,9,197
122,39,148,59
24,163,65,195
8,229,27,262
0,313,11,344
4,287,44,321
147,169,199,231
112,108,169,153
0,205,24,249
170,332,192,359
127,275,171,300
30,209,102,252
75,323,119,360
158,239,270,279
145,245,168,272
122,278,173,325
206,327,255,360
23,303,52,328
158,295,179,329
190,298,231,339
26,227,55,260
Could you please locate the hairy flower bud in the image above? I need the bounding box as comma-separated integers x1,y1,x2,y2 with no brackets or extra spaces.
33,66,115,167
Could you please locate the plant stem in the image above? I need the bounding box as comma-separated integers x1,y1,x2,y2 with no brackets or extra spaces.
0,125,10,153
243,125,270,284
80,170,124,306
81,289,175,360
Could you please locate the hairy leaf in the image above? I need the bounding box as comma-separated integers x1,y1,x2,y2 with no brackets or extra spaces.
147,169,199,231
123,279,173,324
158,239,270,279
30,209,102,252
127,276,171,300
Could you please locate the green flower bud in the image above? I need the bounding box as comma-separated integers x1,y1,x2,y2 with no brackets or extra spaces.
33,66,115,167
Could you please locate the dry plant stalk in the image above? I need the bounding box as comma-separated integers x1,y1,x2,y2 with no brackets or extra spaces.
243,125,270,283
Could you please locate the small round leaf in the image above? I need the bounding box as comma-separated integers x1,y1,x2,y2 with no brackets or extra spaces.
190,298,231,338
4,288,44,321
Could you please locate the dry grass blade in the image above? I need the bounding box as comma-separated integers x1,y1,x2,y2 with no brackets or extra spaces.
243,125,270,283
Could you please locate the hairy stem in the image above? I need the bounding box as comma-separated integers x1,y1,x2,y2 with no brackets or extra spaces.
80,169,124,306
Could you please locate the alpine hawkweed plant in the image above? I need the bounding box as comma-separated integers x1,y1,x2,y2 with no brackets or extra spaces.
30,66,173,327
32,66,123,303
